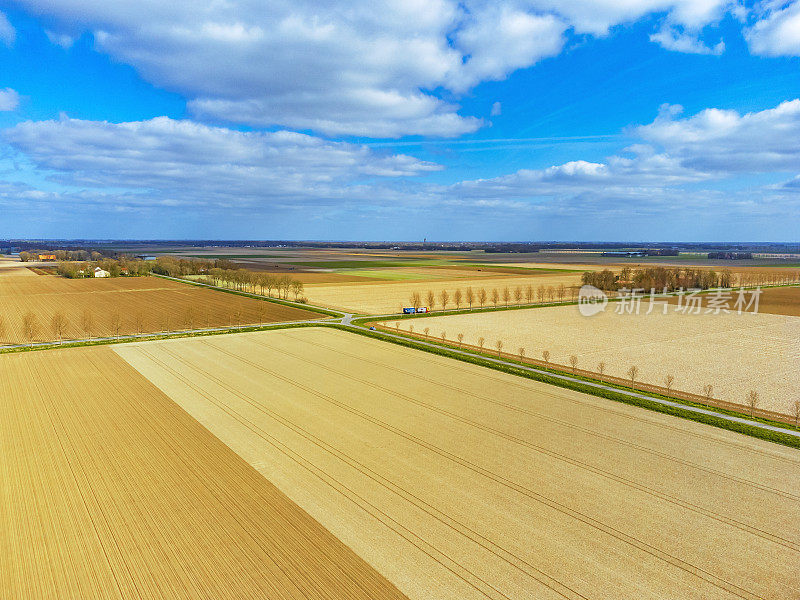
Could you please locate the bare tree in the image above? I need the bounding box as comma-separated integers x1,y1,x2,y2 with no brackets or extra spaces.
518,347,525,360
525,284,534,304
23,312,40,343
557,283,567,302
109,311,122,339
457,332,464,347
537,285,545,302
50,311,68,344
627,365,639,386
234,309,242,327
423,326,430,339
792,400,800,427
291,279,304,301
426,290,436,311
440,331,447,343
454,289,463,310
502,287,510,307
408,324,414,334
477,336,485,350
439,289,450,311
597,361,606,376
514,286,523,305
664,374,675,393
134,312,145,334
746,390,759,416
410,292,421,312
257,302,267,324
702,384,714,405
478,288,487,308
542,349,550,365
495,339,503,357
183,307,195,330
466,287,475,309
569,355,578,374
491,288,499,308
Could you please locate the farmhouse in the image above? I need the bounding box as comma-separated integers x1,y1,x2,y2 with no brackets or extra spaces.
94,267,110,278
38,254,56,261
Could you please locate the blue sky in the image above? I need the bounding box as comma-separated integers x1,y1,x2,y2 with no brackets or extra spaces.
1,1,800,241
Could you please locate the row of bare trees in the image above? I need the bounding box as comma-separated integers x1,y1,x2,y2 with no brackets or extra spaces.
0,303,279,346
407,283,575,312
206,268,305,301
391,322,800,424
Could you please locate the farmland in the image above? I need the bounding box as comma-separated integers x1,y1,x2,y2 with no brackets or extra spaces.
113,327,800,600
381,305,800,414
0,345,406,599
0,274,321,345
303,272,583,314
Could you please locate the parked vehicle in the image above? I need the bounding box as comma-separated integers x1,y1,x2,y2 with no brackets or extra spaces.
416,307,428,313
403,307,416,314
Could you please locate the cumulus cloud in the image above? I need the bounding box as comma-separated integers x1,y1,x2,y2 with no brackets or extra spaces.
0,11,15,46
746,0,800,56
490,102,502,117
45,29,75,48
650,26,724,54
635,99,800,172
3,117,442,207
0,88,20,111
443,98,800,219
12,0,750,137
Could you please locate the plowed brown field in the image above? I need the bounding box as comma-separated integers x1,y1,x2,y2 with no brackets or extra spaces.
0,346,407,600
114,327,800,600
0,275,321,344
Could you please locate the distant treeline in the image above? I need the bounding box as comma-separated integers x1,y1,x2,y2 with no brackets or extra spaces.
707,252,753,260
19,249,113,262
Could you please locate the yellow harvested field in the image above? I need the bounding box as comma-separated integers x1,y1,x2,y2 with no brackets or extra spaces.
382,305,800,414
0,345,407,600
0,275,321,344
304,273,582,314
114,327,800,600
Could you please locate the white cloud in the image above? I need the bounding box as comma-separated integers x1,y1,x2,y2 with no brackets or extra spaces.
746,1,800,56
650,26,724,54
0,11,15,46
443,98,800,219
3,116,442,206
490,102,502,117
45,29,75,48
0,88,20,111
12,0,750,137
635,99,800,172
